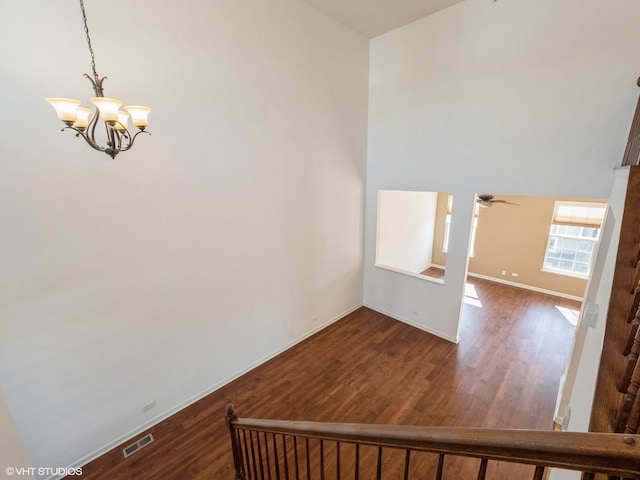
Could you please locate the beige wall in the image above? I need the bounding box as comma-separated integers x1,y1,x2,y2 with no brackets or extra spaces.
432,194,606,298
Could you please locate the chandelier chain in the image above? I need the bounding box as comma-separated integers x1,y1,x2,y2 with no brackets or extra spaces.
79,0,97,77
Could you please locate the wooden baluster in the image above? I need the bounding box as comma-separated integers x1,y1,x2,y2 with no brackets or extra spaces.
631,262,640,294
624,289,640,357
225,404,247,480
621,324,640,392
293,437,300,480
249,431,258,480
281,435,289,480
403,450,410,480
257,431,266,479
264,432,273,480
627,287,640,324
532,466,545,480
320,440,325,480
336,442,341,480
624,379,640,434
634,243,640,268
241,430,252,479
272,433,281,480
435,454,445,480
616,354,640,432
376,447,383,480
353,443,359,480
305,438,311,480
477,458,488,480
623,321,640,357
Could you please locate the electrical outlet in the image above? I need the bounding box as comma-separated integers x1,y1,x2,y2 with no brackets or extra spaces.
584,303,598,328
562,405,571,430
142,401,156,413
501,270,506,276
511,273,518,277
311,316,318,323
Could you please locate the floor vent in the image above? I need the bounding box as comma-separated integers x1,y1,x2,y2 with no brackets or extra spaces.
123,433,154,458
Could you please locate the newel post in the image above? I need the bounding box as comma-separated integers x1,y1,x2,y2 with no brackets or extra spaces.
225,403,246,480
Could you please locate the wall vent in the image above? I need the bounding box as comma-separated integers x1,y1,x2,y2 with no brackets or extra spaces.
122,433,154,458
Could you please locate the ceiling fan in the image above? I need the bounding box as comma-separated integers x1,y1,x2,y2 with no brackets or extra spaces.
476,194,519,208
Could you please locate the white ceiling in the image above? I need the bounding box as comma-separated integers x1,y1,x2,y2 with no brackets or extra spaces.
299,0,467,38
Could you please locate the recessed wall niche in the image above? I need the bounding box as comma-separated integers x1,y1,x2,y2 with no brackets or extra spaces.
375,190,451,283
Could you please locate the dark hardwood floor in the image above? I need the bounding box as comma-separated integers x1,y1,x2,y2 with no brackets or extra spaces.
76,277,579,479
420,266,445,279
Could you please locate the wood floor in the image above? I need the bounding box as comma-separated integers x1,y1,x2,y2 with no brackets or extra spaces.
419,266,445,279
76,278,579,479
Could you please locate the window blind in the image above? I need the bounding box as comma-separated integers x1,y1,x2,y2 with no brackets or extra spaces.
552,201,606,228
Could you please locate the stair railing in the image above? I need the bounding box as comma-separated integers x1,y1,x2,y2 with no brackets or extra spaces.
225,404,640,480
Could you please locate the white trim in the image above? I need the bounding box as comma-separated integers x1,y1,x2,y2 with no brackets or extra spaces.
364,303,460,344
466,272,584,302
431,263,446,270
54,303,363,480
540,267,589,281
375,263,445,285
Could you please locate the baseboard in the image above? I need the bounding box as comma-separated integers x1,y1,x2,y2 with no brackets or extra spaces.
429,265,583,301
57,303,363,480
466,272,584,302
364,303,460,344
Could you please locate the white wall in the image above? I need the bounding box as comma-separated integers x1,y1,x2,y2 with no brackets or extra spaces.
0,389,34,480
376,190,437,273
0,0,368,475
364,0,640,342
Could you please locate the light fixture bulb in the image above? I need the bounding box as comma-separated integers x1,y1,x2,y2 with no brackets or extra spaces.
90,97,123,123
124,105,151,129
114,111,130,132
45,98,81,125
72,107,92,130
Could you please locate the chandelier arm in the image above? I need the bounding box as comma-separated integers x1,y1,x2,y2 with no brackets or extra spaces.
104,121,114,146
119,130,151,152
60,127,108,153
114,130,123,152
104,125,119,158
86,107,101,149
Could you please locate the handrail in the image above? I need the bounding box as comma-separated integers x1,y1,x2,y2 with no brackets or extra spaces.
225,404,640,478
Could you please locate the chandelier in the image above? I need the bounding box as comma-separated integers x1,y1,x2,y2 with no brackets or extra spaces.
45,0,151,159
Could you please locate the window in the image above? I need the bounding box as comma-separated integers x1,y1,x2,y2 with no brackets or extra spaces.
442,195,453,252
442,195,479,257
543,202,606,278
468,203,479,257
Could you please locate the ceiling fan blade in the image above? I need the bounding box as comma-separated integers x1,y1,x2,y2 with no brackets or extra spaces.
492,200,519,205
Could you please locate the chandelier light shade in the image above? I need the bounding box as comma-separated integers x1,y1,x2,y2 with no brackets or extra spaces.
46,98,82,124
45,0,151,159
